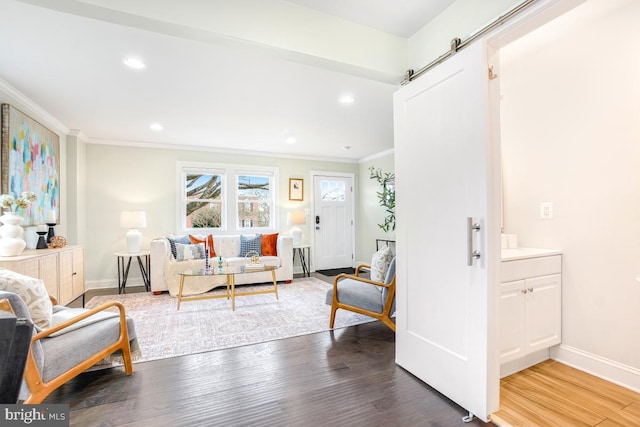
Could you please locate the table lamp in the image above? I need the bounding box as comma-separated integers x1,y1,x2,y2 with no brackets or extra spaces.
286,211,305,246
120,211,147,253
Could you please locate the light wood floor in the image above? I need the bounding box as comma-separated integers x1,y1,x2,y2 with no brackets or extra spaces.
491,360,640,426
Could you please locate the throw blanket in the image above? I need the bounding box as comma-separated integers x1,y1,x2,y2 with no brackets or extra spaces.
164,257,227,297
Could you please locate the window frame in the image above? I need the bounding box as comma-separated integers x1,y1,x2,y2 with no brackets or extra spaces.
177,161,278,235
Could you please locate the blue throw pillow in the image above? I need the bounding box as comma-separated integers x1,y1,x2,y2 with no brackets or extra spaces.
240,234,262,257
167,235,191,259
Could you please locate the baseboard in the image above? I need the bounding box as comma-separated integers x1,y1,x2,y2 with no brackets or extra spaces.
551,344,640,393
500,349,550,378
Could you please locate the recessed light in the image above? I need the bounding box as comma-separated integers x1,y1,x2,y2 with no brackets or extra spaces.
150,123,163,131
123,57,146,70
285,136,296,144
338,94,355,104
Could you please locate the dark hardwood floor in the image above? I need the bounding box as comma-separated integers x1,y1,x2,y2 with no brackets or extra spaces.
51,275,489,426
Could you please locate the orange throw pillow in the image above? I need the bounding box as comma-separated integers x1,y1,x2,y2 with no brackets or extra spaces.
189,234,216,257
261,233,278,256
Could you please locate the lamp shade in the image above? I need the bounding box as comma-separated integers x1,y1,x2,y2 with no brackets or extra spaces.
286,211,306,226
120,211,147,229
287,211,305,245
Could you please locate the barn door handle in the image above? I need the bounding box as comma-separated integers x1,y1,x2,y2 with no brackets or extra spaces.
467,217,481,266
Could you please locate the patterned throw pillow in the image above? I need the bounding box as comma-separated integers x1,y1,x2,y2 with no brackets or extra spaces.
189,234,216,257
175,243,206,261
0,268,52,330
370,245,393,283
240,234,262,257
261,233,278,256
167,235,191,259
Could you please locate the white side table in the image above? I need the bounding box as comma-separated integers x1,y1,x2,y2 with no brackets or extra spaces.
114,251,150,293
292,244,311,277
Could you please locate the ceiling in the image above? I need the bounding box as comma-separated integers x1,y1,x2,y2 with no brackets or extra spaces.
0,0,456,162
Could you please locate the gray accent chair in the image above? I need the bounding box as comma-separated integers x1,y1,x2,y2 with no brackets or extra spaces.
0,290,137,404
326,257,396,332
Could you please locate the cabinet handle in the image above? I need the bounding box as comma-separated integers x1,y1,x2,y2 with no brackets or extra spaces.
527,287,533,293
72,272,77,276
521,289,528,294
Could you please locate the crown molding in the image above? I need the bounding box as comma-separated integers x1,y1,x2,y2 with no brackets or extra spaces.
359,148,394,163
0,77,69,135
68,129,89,142
86,138,360,164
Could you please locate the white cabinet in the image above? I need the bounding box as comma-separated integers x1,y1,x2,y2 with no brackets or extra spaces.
499,250,561,365
0,246,85,306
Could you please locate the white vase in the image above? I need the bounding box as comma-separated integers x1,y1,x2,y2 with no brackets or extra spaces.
0,212,27,257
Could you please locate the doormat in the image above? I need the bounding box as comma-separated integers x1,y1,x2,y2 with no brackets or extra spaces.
316,267,356,276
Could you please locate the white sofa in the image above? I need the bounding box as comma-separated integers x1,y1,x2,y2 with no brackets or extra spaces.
150,234,293,296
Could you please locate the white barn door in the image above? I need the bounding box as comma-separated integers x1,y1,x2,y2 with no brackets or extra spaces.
394,41,501,421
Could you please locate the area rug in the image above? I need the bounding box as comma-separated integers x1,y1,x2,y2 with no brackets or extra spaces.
85,277,372,365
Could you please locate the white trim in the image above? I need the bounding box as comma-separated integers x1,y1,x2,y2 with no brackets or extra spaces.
500,349,550,378
68,129,90,142
176,161,279,235
309,170,356,270
0,76,69,135
551,344,640,393
359,148,394,163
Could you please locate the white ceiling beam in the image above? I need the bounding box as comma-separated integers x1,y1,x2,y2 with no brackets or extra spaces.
18,0,407,84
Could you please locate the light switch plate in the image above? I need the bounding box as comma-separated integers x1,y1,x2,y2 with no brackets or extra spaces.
540,202,553,219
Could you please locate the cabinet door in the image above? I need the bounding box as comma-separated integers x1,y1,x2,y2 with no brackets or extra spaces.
499,279,526,363
39,254,59,301
525,273,561,353
71,247,84,299
58,250,73,305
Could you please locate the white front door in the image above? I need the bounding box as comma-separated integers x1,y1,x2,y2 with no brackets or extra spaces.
393,41,501,421
312,174,354,270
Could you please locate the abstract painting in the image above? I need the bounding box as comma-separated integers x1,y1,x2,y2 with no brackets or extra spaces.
1,104,60,225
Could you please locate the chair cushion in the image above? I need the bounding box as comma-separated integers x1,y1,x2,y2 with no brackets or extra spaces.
370,245,393,282
0,269,52,330
325,278,384,314
40,310,137,383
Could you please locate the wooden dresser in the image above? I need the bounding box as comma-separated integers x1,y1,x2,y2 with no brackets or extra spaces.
0,246,84,306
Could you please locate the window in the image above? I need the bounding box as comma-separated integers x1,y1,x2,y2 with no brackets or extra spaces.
320,180,346,201
183,170,224,230
237,174,272,229
178,162,277,233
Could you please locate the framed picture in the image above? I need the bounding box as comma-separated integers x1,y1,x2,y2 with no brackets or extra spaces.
289,178,304,201
1,104,60,225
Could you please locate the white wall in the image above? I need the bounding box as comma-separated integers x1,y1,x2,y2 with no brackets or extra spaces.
501,0,640,380
0,83,70,247
84,143,358,288
356,152,395,264
408,0,521,71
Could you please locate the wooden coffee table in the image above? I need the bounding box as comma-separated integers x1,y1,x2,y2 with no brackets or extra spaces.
177,265,279,311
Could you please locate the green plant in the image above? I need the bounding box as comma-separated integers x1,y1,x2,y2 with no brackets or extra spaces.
369,167,395,233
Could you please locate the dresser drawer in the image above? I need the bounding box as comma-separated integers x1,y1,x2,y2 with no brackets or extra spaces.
501,255,561,282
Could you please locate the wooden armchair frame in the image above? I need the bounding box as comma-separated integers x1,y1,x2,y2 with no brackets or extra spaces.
329,263,396,332
0,298,133,404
